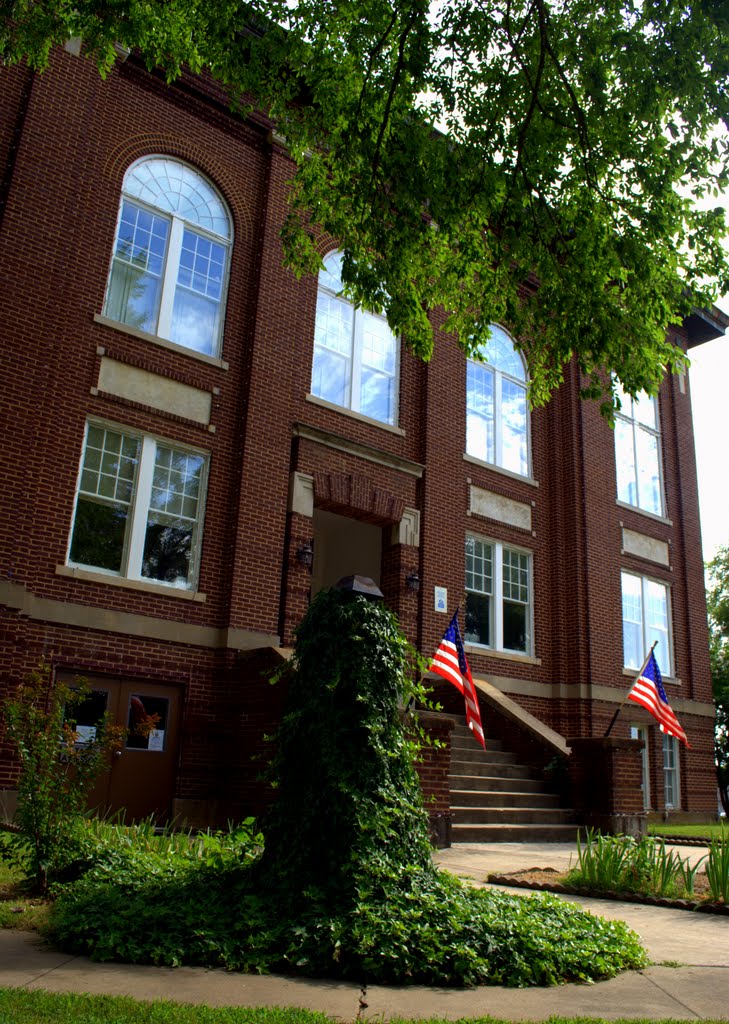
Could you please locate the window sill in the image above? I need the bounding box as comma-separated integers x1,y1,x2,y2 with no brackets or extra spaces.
622,665,680,686
463,453,538,487
94,315,229,370
616,500,672,526
465,644,541,666
56,565,206,602
305,393,405,436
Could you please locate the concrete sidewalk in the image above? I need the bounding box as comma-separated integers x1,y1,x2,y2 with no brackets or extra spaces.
1,842,727,1021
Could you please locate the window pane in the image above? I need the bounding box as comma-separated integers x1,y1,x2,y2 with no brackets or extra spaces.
645,579,670,674
501,378,528,475
635,427,662,515
361,312,396,375
465,591,491,646
360,367,395,424
663,733,679,808
126,694,170,751
634,392,657,430
319,251,344,293
142,521,193,585
502,549,529,604
622,573,643,669
106,201,169,334
315,293,353,356
503,600,527,652
615,418,637,506
465,538,492,593
67,689,109,746
479,325,525,380
170,288,219,355
466,361,494,462
143,445,203,587
124,159,230,239
311,346,350,407
69,497,127,572
614,389,662,515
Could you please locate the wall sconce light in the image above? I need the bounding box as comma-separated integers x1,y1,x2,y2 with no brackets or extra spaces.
405,570,421,592
296,540,314,570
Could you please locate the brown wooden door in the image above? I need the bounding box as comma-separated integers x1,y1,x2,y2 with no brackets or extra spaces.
61,674,181,823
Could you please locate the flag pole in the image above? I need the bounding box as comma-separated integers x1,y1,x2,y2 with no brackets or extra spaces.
604,641,658,738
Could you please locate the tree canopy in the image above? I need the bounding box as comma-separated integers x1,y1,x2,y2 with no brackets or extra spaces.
707,545,729,816
2,0,729,409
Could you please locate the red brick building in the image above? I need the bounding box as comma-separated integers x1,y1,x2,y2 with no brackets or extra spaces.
1,47,725,831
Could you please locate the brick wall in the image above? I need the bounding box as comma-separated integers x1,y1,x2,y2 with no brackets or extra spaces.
0,49,719,825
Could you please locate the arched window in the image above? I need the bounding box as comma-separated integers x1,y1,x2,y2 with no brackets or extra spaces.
466,325,529,476
311,251,399,426
104,157,232,357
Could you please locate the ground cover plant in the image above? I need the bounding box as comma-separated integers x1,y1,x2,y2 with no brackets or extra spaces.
48,589,648,988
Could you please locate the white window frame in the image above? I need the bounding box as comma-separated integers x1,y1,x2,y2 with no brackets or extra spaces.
662,732,681,810
464,535,533,654
614,386,664,516
621,571,673,677
67,421,208,591
104,157,232,358
311,250,400,426
466,324,530,477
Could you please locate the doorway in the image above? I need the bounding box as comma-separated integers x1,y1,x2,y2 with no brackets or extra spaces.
311,509,383,597
59,672,181,822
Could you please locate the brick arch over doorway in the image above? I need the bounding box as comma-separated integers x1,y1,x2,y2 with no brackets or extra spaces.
313,472,405,525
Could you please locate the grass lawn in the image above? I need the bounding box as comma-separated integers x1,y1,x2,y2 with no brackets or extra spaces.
648,823,727,840
1,991,728,1024
0,854,50,931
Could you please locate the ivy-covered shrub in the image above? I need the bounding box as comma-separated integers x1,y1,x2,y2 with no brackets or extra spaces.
50,588,648,986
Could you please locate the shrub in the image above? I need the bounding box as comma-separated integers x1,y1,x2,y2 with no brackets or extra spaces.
2,664,125,893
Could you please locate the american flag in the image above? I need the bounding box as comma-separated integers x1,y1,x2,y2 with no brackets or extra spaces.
430,610,485,748
627,650,690,747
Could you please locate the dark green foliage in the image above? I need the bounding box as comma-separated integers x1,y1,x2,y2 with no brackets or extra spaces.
4,2,729,409
50,589,648,987
255,589,432,917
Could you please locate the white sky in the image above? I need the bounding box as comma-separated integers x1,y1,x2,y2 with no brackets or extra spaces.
688,299,729,564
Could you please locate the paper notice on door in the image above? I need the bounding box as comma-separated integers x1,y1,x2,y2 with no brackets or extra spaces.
148,729,165,751
75,725,97,744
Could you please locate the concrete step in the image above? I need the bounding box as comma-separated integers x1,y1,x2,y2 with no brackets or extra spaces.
451,822,579,843
450,759,540,780
452,805,573,826
451,733,503,753
448,773,551,794
449,745,519,765
451,788,562,809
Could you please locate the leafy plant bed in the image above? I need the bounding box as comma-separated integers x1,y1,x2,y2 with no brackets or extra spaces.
487,869,729,915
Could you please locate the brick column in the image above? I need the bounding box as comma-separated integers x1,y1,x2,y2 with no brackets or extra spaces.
568,736,647,836
412,710,454,848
